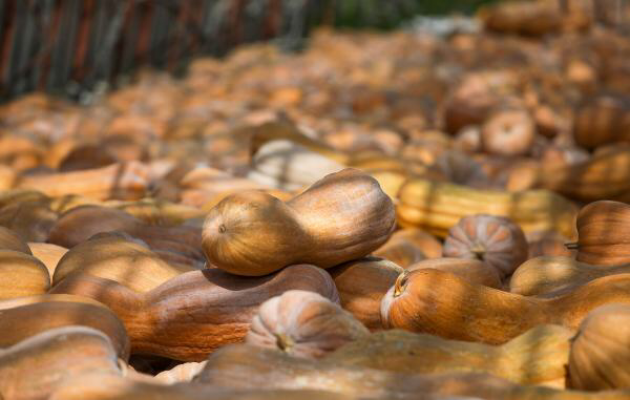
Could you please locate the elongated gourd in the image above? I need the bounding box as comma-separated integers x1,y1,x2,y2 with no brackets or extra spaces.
326,325,573,386
50,264,339,361
397,178,577,240
510,256,630,296
0,327,123,400
406,258,502,289
52,233,195,292
0,250,50,299
196,343,630,399
381,268,630,345
202,168,396,276
0,296,129,360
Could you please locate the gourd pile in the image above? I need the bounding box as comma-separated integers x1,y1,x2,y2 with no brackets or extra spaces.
2,0,630,399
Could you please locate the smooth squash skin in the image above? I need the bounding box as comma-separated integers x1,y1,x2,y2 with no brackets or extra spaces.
246,290,369,359
0,297,129,360
538,148,630,202
575,200,630,265
326,325,573,386
50,264,339,361
0,250,50,299
0,327,123,400
202,168,396,276
406,258,502,289
328,257,403,331
28,242,67,277
196,344,630,399
49,373,353,400
380,268,630,345
0,227,31,254
52,233,195,292
397,178,577,240
568,305,630,391
510,256,630,296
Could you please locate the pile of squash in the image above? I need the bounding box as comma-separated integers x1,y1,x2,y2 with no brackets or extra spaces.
2,0,630,399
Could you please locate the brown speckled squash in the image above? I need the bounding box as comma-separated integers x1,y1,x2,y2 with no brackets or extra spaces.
246,290,369,358
568,304,630,391
406,258,502,289
443,214,528,280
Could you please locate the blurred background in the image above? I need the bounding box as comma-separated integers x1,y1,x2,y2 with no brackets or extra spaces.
1,0,627,103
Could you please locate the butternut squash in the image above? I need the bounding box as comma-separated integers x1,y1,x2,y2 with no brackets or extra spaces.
510,256,630,296
328,257,403,330
53,232,195,292
50,264,339,361
0,327,123,400
0,296,129,359
326,325,573,386
28,242,67,276
397,178,577,240
381,268,630,345
0,227,31,254
202,168,396,276
0,250,50,299
17,162,150,201
406,258,502,289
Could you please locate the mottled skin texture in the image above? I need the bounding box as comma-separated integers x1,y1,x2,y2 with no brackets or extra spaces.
202,168,396,276
576,200,630,265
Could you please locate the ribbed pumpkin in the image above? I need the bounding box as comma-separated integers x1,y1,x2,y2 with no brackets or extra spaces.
568,304,630,390
246,290,368,358
575,200,630,265
443,214,528,280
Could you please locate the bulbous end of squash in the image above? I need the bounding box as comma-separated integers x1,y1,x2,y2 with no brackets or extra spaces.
201,191,308,276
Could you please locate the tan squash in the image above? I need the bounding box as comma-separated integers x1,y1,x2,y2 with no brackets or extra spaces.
0,250,50,299
328,257,403,330
326,324,573,386
575,200,630,265
442,214,528,280
385,229,443,259
373,238,426,268
53,233,194,292
48,205,202,259
0,199,58,242
397,178,577,240
246,290,368,358
480,0,563,36
153,361,208,384
196,343,630,399
480,109,536,157
50,264,339,361
406,258,502,289
0,327,123,400
50,373,353,400
381,268,630,345
509,256,630,296
247,139,345,191
17,162,150,201
202,168,396,276
568,304,630,391
0,227,31,254
0,296,129,359
28,242,67,276
538,147,630,202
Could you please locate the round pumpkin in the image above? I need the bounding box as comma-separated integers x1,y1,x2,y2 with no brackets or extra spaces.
443,214,528,280
568,304,630,390
481,109,536,157
246,290,369,359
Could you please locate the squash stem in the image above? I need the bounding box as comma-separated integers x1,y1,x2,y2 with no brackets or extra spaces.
393,270,409,297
